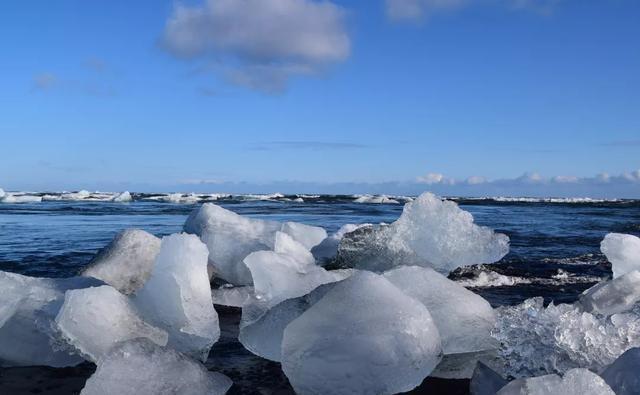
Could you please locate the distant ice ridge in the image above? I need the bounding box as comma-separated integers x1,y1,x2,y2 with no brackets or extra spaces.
184,203,327,285
352,194,414,204
0,272,104,367
80,339,231,395
336,192,509,274
0,192,42,203
489,196,621,203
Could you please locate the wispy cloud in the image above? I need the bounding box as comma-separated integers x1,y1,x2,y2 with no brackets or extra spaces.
161,0,350,93
248,141,369,151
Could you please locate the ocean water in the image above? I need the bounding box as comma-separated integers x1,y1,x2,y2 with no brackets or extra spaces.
1,193,639,394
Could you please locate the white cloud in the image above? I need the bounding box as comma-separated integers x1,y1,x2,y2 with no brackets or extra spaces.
551,175,579,183
416,172,456,185
466,175,487,185
162,0,350,92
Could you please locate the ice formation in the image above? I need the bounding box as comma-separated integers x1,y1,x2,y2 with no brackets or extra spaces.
353,194,400,204
55,285,168,362
336,192,509,274
281,271,442,395
239,271,353,361
80,338,232,395
496,368,614,395
211,285,254,307
601,233,640,278
81,229,161,295
111,191,132,202
0,271,103,367
311,223,370,262
600,347,640,395
493,297,640,377
578,270,640,315
134,233,219,361
384,266,496,354
0,188,4,198
470,362,508,395
184,203,327,285
0,193,43,203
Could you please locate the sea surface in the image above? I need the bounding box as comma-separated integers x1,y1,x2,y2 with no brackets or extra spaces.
1,193,639,394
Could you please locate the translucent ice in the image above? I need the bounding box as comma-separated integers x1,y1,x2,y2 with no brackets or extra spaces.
384,266,496,354
55,285,168,362
211,285,254,307
81,229,161,295
0,271,103,367
601,233,640,278
111,191,132,202
337,192,509,274
493,297,640,377
496,369,614,395
80,338,232,395
134,233,219,361
311,223,370,262
578,270,640,315
281,271,442,395
0,188,4,198
470,361,507,395
600,347,640,395
184,203,326,285
239,271,353,361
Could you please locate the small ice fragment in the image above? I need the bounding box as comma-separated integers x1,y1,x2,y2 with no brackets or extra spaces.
81,229,161,295
80,338,232,395
384,266,496,354
280,221,327,250
578,270,640,315
281,271,442,395
211,285,254,307
55,285,168,362
600,347,640,395
111,191,132,202
497,368,614,395
134,234,219,361
337,192,509,274
601,233,640,278
470,361,508,395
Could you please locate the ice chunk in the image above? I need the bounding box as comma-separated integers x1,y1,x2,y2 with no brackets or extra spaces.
578,270,640,315
111,191,132,202
497,369,614,395
280,221,327,250
134,233,219,361
55,285,168,362
184,203,326,285
384,266,496,354
311,223,370,262
353,194,399,204
493,297,640,377
600,347,640,395
0,188,4,198
0,271,103,367
272,231,315,266
212,285,254,307
470,361,508,395
601,233,640,278
337,192,509,274
0,193,42,203
61,190,91,200
281,271,442,395
239,271,353,361
81,229,161,295
80,338,232,395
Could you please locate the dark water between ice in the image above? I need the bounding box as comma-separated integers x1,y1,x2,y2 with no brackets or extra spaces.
0,196,639,394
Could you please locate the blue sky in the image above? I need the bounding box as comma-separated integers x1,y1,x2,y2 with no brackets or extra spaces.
0,0,639,197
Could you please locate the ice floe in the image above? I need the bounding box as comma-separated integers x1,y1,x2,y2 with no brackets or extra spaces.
281,271,442,395
601,233,640,278
111,191,132,202
336,192,509,274
81,229,161,295
134,234,219,361
80,338,231,395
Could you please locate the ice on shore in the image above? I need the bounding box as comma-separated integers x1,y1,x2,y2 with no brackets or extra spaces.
55,285,168,362
211,285,254,307
337,192,509,274
353,194,400,204
601,233,640,278
111,191,132,202
470,362,507,395
184,203,327,285
81,229,161,295
496,368,614,395
493,297,640,377
239,271,352,361
384,266,496,355
600,347,640,395
578,270,640,315
0,193,43,203
281,271,442,395
311,223,370,262
0,271,103,367
134,234,219,361
80,338,232,395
